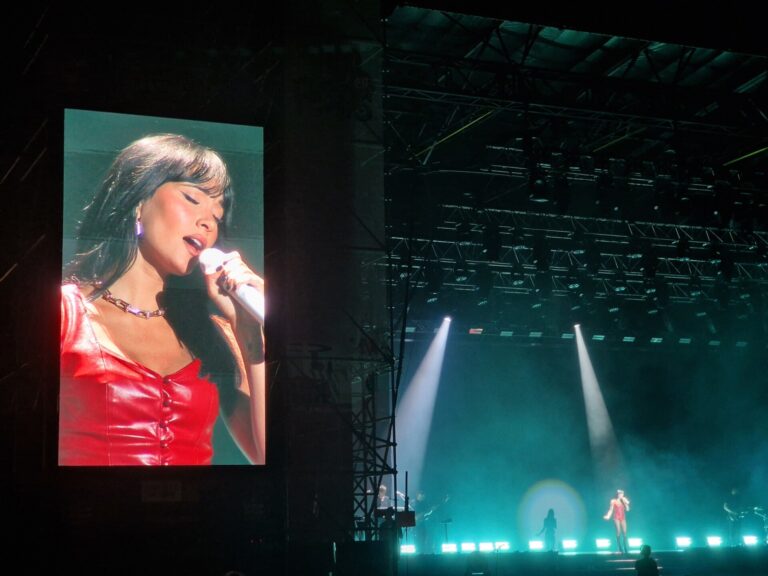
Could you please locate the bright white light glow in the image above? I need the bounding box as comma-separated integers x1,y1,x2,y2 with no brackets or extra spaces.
478,542,494,552
628,538,643,548
743,535,758,546
575,325,622,481
706,536,722,547
461,542,477,552
397,317,452,493
675,537,692,548
528,540,544,550
596,539,611,549
400,544,416,554
442,543,457,553
494,542,510,551
562,539,578,550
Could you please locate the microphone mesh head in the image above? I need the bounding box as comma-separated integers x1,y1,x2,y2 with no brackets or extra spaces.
198,248,225,274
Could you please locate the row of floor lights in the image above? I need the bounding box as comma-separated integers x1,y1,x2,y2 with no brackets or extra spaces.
402,535,763,555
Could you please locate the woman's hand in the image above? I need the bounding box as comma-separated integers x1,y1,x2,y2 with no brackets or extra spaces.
202,251,264,332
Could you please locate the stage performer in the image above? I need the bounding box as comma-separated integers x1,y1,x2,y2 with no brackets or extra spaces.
60,133,266,466
604,489,631,553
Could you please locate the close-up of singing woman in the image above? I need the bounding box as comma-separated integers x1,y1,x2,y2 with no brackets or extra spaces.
60,133,266,466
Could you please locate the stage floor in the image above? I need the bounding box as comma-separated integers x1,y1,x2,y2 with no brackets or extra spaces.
396,546,768,575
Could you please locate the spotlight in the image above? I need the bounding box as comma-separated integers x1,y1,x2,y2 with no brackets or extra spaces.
743,535,759,546
400,544,416,554
528,540,544,551
478,542,494,552
461,542,477,553
454,257,470,282
442,543,458,553
562,540,578,550
444,316,452,322
675,536,692,548
706,536,722,547
596,539,612,549
494,542,510,551
511,259,526,286
628,538,643,549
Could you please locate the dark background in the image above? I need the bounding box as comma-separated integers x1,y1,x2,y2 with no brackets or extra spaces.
1,2,766,575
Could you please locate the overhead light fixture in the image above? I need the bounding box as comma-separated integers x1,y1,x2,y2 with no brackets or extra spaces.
475,265,492,306
425,261,442,303
482,223,501,261
532,233,550,272
527,164,550,203
454,257,470,282
456,221,472,245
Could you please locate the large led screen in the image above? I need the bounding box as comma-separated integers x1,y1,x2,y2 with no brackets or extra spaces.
61,109,265,465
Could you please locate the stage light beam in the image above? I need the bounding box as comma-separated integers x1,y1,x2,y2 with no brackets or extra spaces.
396,317,452,496
574,325,623,486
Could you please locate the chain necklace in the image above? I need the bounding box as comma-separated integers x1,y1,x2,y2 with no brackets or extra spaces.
101,288,166,319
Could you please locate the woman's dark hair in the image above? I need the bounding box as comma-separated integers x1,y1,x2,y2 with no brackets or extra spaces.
65,133,241,425
65,133,234,295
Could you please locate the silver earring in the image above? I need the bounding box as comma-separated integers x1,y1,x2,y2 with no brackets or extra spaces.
135,218,143,237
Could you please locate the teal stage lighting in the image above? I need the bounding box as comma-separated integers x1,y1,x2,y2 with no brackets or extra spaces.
706,536,722,547
596,538,611,549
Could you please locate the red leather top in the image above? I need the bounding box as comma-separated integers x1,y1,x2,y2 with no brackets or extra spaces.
59,284,219,466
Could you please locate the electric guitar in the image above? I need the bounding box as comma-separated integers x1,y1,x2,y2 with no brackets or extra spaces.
416,495,450,523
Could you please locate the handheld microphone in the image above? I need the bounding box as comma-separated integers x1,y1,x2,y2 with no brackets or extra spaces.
199,248,265,324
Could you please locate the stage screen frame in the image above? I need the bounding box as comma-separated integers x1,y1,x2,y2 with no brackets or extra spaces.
61,108,265,466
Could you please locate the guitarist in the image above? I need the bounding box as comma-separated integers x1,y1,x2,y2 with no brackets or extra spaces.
414,491,450,554
723,486,744,546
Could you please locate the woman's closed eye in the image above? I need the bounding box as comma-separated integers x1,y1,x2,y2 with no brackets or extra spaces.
183,192,199,205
